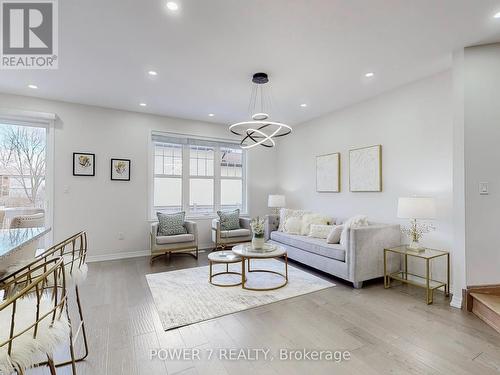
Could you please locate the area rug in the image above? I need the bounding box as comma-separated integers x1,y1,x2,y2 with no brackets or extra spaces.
146,259,335,330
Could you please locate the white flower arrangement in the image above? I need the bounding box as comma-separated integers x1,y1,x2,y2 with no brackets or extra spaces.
250,216,265,238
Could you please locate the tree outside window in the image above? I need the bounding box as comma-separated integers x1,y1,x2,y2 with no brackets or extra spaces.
0,124,46,208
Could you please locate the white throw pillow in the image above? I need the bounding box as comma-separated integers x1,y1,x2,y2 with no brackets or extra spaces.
308,224,334,239
340,215,369,247
326,225,343,244
278,208,310,232
284,216,302,235
300,213,332,235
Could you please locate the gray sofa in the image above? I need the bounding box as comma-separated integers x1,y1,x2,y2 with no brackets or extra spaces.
265,214,401,288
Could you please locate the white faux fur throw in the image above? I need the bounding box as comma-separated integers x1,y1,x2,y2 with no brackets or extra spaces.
0,295,70,374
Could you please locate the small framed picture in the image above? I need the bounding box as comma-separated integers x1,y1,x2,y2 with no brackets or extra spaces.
73,152,95,176
111,158,131,181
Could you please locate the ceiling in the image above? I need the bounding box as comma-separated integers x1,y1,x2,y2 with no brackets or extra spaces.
1,0,500,126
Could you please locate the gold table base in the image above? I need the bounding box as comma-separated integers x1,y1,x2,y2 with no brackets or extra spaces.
209,262,245,287
241,255,288,291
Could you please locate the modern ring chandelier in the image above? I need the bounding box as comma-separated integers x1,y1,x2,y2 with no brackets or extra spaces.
229,72,292,149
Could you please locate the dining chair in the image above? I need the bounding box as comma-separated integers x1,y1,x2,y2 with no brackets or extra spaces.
0,256,77,374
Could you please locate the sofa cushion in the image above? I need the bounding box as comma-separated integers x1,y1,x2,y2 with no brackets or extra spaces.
308,224,334,239
278,208,310,232
156,233,194,245
284,217,302,234
157,211,187,236
217,209,240,230
220,229,251,238
327,225,343,244
270,231,345,262
300,213,332,235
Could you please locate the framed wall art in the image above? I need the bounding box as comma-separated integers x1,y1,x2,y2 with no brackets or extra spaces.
349,145,382,192
111,158,131,181
73,152,95,176
316,152,340,193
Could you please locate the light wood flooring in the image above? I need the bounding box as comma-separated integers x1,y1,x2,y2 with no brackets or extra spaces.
30,251,500,375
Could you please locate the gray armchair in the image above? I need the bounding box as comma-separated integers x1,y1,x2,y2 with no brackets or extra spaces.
150,220,198,264
211,217,252,250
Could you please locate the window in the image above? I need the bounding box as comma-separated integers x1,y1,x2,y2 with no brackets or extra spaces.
189,145,214,214
153,143,182,213
0,122,48,228
152,133,246,217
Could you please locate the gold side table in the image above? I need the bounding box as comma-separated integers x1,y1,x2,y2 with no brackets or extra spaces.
384,245,450,304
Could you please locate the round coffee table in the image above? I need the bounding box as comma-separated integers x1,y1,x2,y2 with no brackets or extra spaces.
208,251,244,287
232,243,288,291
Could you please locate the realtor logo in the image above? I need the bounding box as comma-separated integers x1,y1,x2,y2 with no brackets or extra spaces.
1,0,58,69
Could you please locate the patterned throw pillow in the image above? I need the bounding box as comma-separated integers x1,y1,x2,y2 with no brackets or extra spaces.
278,208,310,232
217,209,240,230
300,213,332,235
157,212,187,236
308,224,334,239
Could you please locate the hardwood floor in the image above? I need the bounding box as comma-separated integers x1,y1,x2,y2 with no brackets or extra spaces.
31,252,500,375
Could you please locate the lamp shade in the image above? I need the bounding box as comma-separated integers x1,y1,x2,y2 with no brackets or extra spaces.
268,194,286,208
397,197,436,219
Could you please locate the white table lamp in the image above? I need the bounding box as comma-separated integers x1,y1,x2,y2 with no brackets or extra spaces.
397,197,436,251
268,195,286,214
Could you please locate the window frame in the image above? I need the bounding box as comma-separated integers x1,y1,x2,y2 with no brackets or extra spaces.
0,109,55,245
149,132,247,219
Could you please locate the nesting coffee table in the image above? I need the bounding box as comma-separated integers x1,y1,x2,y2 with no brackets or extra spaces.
208,251,244,287
232,243,288,291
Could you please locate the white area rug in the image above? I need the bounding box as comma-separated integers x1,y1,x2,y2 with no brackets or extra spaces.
146,259,335,331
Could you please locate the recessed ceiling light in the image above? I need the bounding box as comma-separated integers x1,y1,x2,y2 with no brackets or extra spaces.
494,11,500,18
139,103,147,107
28,84,38,89
300,103,308,108
208,113,215,117
148,70,158,76
166,1,179,11
365,72,375,78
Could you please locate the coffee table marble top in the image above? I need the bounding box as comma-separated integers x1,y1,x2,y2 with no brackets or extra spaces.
208,251,242,263
232,243,286,258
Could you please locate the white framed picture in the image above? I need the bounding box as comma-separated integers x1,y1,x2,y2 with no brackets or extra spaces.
316,152,340,192
349,145,382,192
111,158,131,181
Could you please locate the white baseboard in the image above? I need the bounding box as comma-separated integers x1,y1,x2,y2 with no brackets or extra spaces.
86,243,213,263
86,250,150,263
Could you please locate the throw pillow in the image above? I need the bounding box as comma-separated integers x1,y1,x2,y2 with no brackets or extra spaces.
157,211,187,236
278,208,310,232
217,209,240,230
300,213,332,235
339,215,369,247
327,225,343,244
308,224,334,239
284,216,302,235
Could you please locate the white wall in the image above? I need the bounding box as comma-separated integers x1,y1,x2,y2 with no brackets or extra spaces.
276,71,453,280
0,93,277,260
451,48,466,308
463,43,500,286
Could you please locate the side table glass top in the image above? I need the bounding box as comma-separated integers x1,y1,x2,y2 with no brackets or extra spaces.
385,245,448,259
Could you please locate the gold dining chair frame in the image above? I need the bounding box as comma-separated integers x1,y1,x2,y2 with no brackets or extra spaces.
37,231,89,368
0,256,76,375
2,231,89,371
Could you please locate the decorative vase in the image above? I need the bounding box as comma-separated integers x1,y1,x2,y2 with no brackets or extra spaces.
252,234,265,250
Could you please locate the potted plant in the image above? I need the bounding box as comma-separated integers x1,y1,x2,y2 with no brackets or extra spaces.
250,216,265,250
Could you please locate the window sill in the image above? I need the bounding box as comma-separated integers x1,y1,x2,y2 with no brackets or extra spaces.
148,213,249,223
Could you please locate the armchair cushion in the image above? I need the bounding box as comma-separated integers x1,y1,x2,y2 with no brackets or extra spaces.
156,211,187,236
156,233,195,245
217,209,240,230
220,228,251,238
